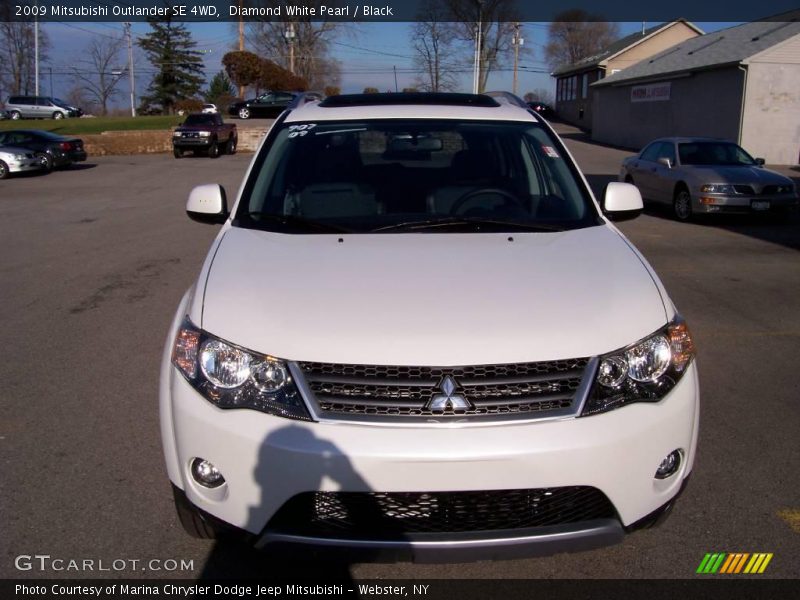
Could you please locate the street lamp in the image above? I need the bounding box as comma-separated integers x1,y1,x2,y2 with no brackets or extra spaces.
284,23,296,74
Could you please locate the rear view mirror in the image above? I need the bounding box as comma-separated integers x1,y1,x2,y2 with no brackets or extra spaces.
603,182,643,222
755,158,765,166
186,184,228,224
657,157,672,169
388,136,443,153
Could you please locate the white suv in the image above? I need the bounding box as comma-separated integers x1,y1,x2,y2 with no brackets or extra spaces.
160,93,699,561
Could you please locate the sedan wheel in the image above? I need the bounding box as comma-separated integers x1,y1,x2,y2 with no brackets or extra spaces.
36,152,53,172
238,107,250,119
0,160,8,179
673,189,693,221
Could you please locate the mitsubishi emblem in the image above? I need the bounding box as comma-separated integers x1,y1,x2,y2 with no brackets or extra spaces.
427,375,472,411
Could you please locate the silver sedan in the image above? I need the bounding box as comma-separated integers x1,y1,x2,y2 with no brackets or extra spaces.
619,137,798,221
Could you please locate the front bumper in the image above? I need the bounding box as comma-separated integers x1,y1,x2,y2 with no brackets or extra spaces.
6,159,41,173
696,194,799,214
161,331,699,559
173,137,213,148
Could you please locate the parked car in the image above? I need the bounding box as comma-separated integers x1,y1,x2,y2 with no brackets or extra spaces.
620,137,799,221
227,91,299,119
0,130,87,171
172,113,237,159
201,104,218,114
527,101,556,119
161,92,699,561
0,145,42,179
52,98,83,117
5,96,73,120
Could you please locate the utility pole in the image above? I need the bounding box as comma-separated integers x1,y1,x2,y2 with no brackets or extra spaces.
34,6,39,95
125,23,136,117
49,67,53,97
393,66,398,92
238,0,245,98
284,22,296,74
472,1,483,94
512,23,523,96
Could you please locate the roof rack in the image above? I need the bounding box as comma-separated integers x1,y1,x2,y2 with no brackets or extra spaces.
287,91,324,110
318,92,500,108
483,91,529,109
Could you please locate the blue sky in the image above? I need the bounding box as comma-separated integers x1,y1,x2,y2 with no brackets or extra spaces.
39,21,739,109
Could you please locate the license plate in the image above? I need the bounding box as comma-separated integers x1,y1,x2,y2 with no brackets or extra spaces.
752,201,770,211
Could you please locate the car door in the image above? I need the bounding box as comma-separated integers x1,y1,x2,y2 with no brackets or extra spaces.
650,141,678,204
20,97,37,118
253,93,274,116
629,142,662,200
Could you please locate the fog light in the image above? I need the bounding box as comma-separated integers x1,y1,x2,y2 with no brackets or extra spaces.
655,450,682,479
191,458,225,488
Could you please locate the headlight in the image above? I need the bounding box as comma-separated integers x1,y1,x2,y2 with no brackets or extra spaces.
700,184,736,194
171,319,311,421
172,132,181,137
198,131,211,137
582,317,695,416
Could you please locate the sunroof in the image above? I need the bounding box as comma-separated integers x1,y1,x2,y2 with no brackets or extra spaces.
319,93,501,108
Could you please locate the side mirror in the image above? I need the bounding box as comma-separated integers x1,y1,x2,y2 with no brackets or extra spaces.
755,158,765,166
603,182,643,222
657,157,672,169
186,184,228,224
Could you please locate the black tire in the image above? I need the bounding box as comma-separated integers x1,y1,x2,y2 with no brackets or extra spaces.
238,107,250,119
172,486,218,539
53,111,64,120
36,152,53,172
9,111,21,120
673,186,693,222
0,160,8,179
226,136,237,155
173,148,183,159
208,141,220,159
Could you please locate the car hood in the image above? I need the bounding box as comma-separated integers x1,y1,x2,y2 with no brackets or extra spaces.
200,225,668,365
684,165,793,186
0,145,33,157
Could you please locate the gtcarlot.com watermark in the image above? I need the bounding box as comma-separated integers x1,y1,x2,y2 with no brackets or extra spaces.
14,555,194,573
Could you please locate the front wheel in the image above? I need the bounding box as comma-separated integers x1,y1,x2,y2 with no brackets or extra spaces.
208,141,220,159
53,112,64,120
673,188,693,221
36,152,53,172
0,160,8,179
238,107,250,119
173,148,183,159
172,486,219,539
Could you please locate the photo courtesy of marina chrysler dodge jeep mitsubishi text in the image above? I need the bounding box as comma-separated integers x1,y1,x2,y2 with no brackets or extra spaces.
160,92,699,562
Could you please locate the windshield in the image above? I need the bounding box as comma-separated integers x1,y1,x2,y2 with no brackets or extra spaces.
235,119,600,234
678,142,756,166
183,114,216,126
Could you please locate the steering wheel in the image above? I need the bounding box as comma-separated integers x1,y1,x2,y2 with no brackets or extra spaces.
450,187,526,215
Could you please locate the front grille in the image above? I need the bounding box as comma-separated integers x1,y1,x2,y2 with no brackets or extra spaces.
298,358,590,420
733,185,755,195
267,487,616,537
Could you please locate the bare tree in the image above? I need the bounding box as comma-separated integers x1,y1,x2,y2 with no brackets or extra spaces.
246,3,347,90
0,20,50,96
545,10,620,69
411,0,459,92
70,36,126,116
443,0,523,93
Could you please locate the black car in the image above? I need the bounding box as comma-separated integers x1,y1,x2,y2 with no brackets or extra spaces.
0,129,88,171
527,101,556,120
228,91,301,119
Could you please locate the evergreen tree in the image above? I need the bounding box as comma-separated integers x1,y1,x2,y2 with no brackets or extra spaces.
138,19,205,114
204,71,234,104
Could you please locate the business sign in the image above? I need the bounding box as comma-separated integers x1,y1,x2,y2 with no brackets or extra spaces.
631,82,671,102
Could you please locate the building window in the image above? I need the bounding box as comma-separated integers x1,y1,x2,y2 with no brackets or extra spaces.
582,74,588,99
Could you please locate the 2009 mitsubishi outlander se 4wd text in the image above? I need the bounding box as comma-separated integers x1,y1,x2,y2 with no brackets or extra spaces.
160,93,699,562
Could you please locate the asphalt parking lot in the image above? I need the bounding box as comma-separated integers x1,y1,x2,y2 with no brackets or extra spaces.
1,132,799,580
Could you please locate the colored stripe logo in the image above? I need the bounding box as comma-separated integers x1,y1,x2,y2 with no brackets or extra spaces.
696,553,773,574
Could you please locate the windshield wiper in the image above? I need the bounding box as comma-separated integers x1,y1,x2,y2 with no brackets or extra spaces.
372,217,566,233
246,212,352,233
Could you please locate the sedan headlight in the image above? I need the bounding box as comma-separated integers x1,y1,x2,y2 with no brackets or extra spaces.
700,184,736,194
171,319,311,421
582,317,695,416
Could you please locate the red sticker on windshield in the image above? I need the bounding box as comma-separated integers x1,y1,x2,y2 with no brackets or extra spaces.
542,145,560,158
